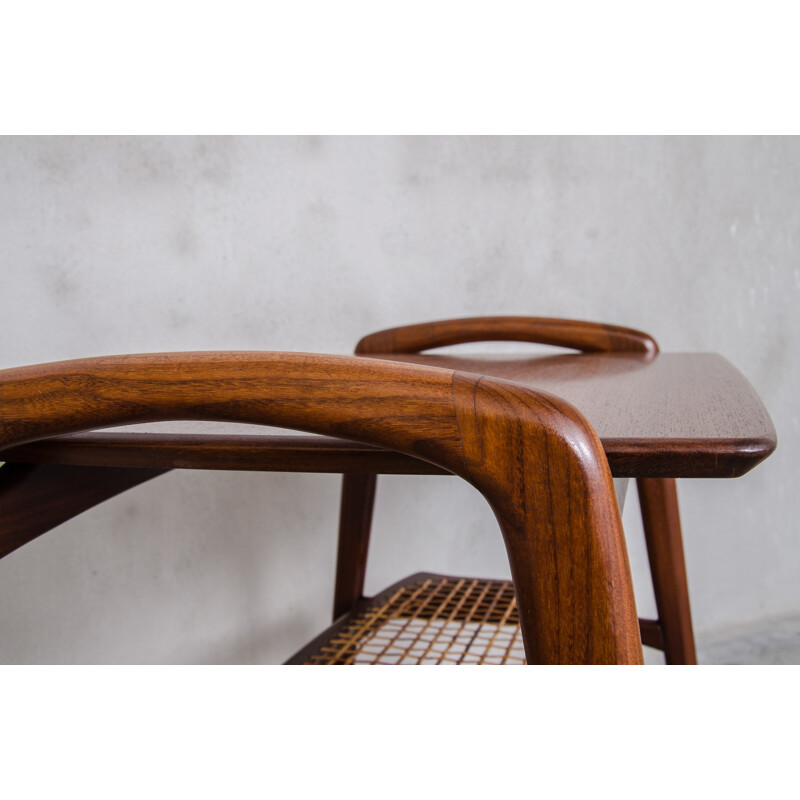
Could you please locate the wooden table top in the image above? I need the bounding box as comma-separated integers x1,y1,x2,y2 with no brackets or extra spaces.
1,352,776,479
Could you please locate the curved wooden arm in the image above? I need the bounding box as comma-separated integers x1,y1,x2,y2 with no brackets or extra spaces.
356,316,658,355
0,351,642,663
341,316,655,630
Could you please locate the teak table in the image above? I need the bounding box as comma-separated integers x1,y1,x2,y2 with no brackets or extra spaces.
0,350,776,663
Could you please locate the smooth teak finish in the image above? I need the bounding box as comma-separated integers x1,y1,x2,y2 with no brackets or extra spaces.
1,432,452,474
336,316,777,665
333,473,378,621
378,352,776,477
336,316,660,629
375,351,775,664
0,351,643,664
637,477,697,664
380,348,765,657
355,316,659,356
1,353,775,478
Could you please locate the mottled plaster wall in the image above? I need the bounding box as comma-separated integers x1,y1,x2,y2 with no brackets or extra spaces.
0,136,797,663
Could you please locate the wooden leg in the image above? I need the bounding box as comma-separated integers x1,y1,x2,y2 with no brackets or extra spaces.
0,462,167,559
451,374,643,664
332,473,377,620
637,477,697,665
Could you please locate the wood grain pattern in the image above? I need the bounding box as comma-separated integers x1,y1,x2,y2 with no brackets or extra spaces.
0,353,776,478
336,316,657,623
356,316,659,355
381,352,778,464
2,432,452,474
0,351,643,664
335,317,775,666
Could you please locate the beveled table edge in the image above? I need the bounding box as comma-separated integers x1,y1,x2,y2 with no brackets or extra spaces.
0,351,777,480
0,430,777,479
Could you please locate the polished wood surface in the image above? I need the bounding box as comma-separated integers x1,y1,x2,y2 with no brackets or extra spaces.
356,315,658,355
381,352,777,473
1,352,776,478
333,473,378,621
638,477,697,664
337,315,659,627
0,351,643,664
333,317,774,664
2,431,451,474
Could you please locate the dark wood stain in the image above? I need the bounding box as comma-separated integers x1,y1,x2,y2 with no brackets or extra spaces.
0,350,644,664
334,316,776,665
2,353,776,478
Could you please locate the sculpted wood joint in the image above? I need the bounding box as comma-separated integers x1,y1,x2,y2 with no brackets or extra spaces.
0,349,645,663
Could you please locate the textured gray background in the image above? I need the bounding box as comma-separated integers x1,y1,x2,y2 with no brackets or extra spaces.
0,136,796,663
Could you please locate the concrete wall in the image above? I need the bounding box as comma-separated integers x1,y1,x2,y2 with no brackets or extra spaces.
0,136,796,663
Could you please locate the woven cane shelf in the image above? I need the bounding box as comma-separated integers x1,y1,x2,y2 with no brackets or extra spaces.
287,573,527,665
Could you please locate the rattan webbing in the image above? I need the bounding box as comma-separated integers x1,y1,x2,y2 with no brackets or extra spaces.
306,576,526,665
